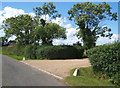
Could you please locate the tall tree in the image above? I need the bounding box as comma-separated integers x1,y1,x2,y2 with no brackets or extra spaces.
2,14,35,45
33,2,66,45
68,2,117,49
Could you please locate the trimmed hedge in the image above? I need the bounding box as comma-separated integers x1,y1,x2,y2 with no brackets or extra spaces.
36,45,84,59
2,45,38,59
2,45,84,59
87,43,120,86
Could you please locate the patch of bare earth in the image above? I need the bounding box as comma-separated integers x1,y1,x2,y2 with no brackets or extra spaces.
22,58,91,78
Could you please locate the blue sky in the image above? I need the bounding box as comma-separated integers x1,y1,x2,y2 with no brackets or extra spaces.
0,2,119,45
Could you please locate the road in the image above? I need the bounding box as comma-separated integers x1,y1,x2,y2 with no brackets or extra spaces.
2,55,66,86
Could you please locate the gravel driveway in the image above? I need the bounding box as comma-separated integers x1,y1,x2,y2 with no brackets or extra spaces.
22,58,91,78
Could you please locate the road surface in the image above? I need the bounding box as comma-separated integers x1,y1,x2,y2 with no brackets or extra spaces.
2,55,66,86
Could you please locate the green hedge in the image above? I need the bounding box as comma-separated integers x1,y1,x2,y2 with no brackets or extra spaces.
2,45,84,59
87,43,120,86
2,45,38,59
36,45,84,59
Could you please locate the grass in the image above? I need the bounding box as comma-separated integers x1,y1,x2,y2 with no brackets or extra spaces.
1,51,31,60
65,67,116,87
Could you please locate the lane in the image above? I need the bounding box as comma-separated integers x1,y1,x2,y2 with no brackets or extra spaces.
2,55,66,86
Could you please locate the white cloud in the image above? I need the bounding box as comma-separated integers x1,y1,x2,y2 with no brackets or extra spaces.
2,7,25,18
96,34,119,45
0,7,25,26
26,13,35,17
53,25,81,45
51,17,67,27
41,14,50,22
53,36,81,45
64,24,72,29
8,35,16,41
0,7,35,25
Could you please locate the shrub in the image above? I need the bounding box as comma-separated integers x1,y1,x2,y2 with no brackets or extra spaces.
36,45,84,59
87,43,120,86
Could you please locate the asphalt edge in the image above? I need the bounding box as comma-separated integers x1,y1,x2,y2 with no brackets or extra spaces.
20,61,64,80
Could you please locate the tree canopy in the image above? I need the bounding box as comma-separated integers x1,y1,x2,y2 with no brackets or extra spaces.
68,2,117,49
33,2,61,26
33,23,66,45
2,14,35,45
2,2,66,45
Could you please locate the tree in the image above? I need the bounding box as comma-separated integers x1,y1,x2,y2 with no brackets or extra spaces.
2,14,35,45
33,22,66,45
68,2,117,49
33,2,66,45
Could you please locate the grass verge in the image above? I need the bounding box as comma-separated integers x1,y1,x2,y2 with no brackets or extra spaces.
1,51,30,60
65,67,115,86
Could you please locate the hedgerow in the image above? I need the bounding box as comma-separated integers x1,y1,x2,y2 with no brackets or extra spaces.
36,45,84,59
87,43,120,86
2,45,38,59
2,45,84,59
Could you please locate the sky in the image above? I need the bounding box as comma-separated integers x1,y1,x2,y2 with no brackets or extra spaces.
0,2,119,45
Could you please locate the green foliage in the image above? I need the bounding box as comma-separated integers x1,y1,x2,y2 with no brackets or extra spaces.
2,45,24,57
2,14,35,45
76,28,96,49
23,45,38,59
34,23,66,45
35,45,84,59
2,45,84,59
87,43,120,86
2,51,30,60
2,45,38,59
33,2,61,21
68,2,117,49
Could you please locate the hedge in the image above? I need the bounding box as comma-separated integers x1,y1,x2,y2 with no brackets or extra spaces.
2,45,84,59
87,43,120,86
2,45,38,59
36,45,84,59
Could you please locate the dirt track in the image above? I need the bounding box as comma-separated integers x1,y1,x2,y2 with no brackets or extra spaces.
22,58,91,78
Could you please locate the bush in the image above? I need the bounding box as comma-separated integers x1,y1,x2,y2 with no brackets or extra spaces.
36,45,84,59
87,43,120,86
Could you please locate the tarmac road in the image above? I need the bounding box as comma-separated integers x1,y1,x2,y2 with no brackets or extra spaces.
2,55,66,86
